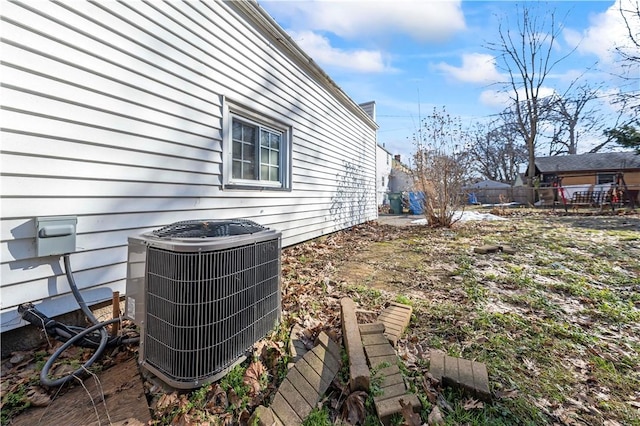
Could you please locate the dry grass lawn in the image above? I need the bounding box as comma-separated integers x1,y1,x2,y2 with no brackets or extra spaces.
282,210,640,425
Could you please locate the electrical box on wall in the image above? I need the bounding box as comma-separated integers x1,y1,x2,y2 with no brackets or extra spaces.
35,216,77,257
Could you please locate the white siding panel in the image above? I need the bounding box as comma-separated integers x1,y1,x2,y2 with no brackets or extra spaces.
1,262,125,309
2,66,218,134
1,110,222,157
1,134,221,175
4,88,215,146
1,0,377,332
1,154,217,185
1,247,125,291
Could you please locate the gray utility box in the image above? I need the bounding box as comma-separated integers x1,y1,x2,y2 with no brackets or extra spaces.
35,216,77,257
124,219,281,389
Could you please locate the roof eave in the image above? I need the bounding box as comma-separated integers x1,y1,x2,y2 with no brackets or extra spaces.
230,1,379,131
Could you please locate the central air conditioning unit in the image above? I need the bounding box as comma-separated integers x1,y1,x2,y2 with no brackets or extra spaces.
124,219,281,389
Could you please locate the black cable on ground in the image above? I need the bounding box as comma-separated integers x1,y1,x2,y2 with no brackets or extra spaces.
19,254,139,387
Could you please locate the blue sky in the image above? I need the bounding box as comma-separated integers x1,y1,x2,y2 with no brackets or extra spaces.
259,0,639,163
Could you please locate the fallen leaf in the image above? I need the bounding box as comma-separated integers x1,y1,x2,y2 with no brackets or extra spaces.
227,388,241,409
259,341,283,370
342,390,367,425
153,391,179,414
243,361,266,396
205,384,228,414
428,405,445,425
399,398,421,426
462,398,484,410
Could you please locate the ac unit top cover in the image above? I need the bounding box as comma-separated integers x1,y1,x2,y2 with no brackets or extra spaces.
129,219,281,252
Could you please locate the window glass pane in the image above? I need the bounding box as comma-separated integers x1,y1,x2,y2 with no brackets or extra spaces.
243,142,254,162
269,166,279,182
270,150,279,165
261,147,269,163
242,124,255,142
232,141,242,159
597,173,615,185
232,121,243,140
261,164,268,179
272,134,280,150
243,162,254,178
232,160,242,179
260,130,269,147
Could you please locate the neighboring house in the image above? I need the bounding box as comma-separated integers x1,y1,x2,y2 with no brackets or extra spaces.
389,155,414,193
0,1,378,332
535,152,640,186
534,152,640,203
375,143,393,206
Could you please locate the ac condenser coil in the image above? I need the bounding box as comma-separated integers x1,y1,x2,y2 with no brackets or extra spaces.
125,219,281,389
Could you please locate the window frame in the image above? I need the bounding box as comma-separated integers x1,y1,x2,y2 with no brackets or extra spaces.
223,99,292,191
596,173,616,185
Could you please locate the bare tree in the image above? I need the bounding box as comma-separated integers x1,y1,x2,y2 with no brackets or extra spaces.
468,116,528,184
600,1,640,151
412,107,470,227
487,4,575,187
613,0,640,118
546,83,602,155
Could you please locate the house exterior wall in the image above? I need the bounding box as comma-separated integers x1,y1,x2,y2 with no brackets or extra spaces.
375,145,393,206
555,171,640,187
0,1,377,333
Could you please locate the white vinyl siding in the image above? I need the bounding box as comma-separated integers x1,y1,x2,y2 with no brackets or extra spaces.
0,0,377,333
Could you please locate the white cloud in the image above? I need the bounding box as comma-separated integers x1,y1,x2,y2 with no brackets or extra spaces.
479,87,556,109
563,0,640,64
260,0,466,42
434,53,502,83
287,30,391,72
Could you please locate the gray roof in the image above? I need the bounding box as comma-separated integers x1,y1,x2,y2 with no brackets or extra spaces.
465,179,511,189
535,152,640,173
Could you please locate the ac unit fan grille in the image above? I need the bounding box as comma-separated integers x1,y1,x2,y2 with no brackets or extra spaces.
143,238,280,385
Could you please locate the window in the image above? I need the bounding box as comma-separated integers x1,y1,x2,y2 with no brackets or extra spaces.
597,173,616,185
232,119,281,182
381,176,385,187
224,101,291,190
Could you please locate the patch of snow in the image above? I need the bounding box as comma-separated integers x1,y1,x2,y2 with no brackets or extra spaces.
411,211,507,224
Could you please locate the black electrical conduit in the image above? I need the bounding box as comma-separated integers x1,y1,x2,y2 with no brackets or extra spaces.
18,254,139,387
